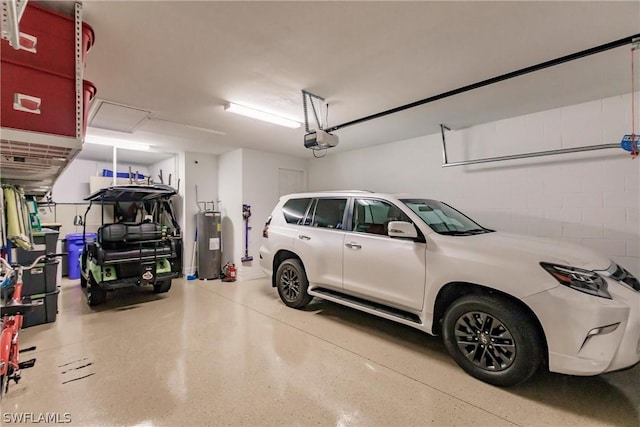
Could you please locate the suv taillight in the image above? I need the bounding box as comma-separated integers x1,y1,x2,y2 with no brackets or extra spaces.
263,216,272,238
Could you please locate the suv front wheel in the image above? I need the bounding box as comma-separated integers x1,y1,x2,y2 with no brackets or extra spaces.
442,294,543,387
275,258,313,309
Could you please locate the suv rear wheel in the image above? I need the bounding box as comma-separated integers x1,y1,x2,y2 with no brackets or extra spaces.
276,259,312,309
442,294,543,387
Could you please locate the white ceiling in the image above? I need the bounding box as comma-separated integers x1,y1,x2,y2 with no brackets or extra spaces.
59,0,639,163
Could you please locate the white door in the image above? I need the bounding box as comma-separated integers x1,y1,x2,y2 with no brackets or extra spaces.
342,198,426,311
293,198,347,291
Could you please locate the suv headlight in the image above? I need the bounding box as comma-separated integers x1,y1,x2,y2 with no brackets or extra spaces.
540,262,611,299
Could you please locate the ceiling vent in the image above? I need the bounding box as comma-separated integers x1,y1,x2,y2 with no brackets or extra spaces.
88,99,151,133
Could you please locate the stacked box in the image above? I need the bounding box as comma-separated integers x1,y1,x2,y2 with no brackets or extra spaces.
0,3,96,136
22,259,59,295
22,290,60,328
1,260,58,299
16,227,59,264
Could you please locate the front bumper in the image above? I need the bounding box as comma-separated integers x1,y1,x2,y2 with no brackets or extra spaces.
523,280,640,376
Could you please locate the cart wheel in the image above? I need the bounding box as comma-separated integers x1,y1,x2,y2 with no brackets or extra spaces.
87,275,107,306
80,253,88,288
153,280,172,294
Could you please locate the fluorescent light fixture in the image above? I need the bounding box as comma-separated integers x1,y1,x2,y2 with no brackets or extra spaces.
85,136,150,151
224,102,301,129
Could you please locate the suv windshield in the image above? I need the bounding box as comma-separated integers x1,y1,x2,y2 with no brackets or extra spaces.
401,199,493,235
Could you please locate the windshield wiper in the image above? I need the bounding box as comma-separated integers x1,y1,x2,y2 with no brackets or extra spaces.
464,228,494,234
439,228,493,236
439,230,474,236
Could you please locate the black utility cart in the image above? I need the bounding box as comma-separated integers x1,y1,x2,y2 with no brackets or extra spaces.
79,184,183,306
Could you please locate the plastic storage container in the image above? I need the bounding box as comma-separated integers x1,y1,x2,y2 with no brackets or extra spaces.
102,169,145,180
0,3,96,138
16,228,59,264
66,232,96,280
21,259,59,296
1,62,97,137
22,289,59,328
0,3,94,78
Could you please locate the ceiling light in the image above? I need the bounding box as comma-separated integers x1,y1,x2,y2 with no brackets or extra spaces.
224,102,301,129
85,136,150,151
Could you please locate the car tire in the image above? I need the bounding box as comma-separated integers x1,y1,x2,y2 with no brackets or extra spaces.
80,274,87,288
442,294,543,387
276,258,312,309
87,275,107,306
153,280,172,294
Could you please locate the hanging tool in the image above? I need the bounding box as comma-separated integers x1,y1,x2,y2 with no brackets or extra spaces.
241,204,253,262
158,169,164,184
168,173,172,187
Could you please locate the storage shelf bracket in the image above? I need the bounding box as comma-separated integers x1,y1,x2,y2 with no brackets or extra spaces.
1,0,28,49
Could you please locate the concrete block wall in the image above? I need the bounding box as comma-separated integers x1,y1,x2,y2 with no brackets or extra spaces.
308,92,640,276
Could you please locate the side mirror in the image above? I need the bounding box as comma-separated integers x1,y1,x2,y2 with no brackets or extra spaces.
387,221,417,239
73,215,84,226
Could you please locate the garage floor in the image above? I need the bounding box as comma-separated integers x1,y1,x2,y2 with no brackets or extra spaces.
5,278,639,426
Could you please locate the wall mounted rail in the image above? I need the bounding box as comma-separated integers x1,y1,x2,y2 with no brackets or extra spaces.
325,33,640,135
441,141,620,168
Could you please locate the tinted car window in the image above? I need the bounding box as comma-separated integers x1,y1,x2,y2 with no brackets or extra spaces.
282,198,311,224
402,199,492,235
352,198,411,235
307,198,347,229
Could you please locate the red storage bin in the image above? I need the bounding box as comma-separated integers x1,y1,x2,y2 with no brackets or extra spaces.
82,80,97,135
1,62,97,137
0,3,94,79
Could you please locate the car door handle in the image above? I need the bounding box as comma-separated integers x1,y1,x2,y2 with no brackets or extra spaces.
345,242,361,249
298,234,311,240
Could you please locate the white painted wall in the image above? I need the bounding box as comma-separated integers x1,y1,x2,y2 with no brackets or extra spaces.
182,152,218,276
217,149,243,273
308,93,640,276
148,156,178,187
241,149,307,279
52,158,150,203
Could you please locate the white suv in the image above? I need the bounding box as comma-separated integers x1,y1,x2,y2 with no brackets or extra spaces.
259,191,640,386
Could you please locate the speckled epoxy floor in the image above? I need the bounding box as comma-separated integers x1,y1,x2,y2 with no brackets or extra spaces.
3,277,638,426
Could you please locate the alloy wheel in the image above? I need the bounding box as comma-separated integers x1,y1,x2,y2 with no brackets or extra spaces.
453,311,516,371
280,267,300,301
